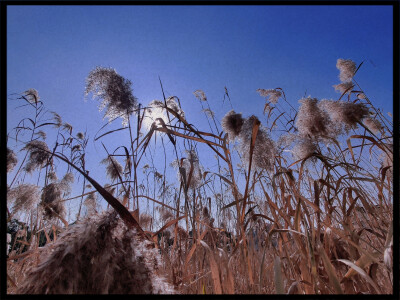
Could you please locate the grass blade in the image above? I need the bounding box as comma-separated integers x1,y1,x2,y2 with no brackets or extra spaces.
274,256,285,294
338,259,381,293
318,245,343,294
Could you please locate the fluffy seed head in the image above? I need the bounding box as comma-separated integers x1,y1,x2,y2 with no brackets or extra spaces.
384,239,393,269
193,89,207,101
23,140,51,173
172,149,203,189
85,67,138,127
239,116,276,172
51,112,62,128
336,59,356,82
140,213,153,230
296,98,331,138
24,89,40,104
256,88,282,104
71,144,81,152
47,170,58,182
61,172,74,187
363,117,383,134
7,147,18,173
333,82,354,95
101,156,123,181
62,123,73,134
357,93,366,100
221,110,244,141
158,206,174,222
166,97,185,119
277,133,298,149
35,130,47,140
40,183,67,221
292,138,318,161
83,192,97,215
76,132,85,139
7,184,41,215
320,100,369,130
17,211,175,294
202,108,215,118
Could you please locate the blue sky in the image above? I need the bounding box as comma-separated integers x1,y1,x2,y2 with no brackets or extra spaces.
7,5,394,220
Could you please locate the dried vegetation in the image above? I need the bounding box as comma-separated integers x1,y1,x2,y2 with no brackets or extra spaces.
6,60,393,295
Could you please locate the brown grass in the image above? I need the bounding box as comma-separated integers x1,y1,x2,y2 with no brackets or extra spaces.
6,59,393,294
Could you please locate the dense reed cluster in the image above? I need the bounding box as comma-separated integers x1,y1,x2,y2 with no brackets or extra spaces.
16,211,175,294
7,58,393,295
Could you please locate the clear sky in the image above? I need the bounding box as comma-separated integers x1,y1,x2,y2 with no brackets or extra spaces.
7,5,394,220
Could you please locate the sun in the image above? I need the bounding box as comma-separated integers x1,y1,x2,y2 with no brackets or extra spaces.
142,101,168,131
141,98,185,132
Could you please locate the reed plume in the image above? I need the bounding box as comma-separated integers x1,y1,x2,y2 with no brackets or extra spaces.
7,147,18,173
85,67,138,126
17,210,175,294
22,140,51,173
239,115,276,171
8,184,41,215
336,58,356,82
221,110,244,141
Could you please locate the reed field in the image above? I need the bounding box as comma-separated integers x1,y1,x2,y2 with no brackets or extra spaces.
6,59,393,294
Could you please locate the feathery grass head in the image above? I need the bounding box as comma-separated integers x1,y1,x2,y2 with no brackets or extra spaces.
61,172,74,187
76,132,85,139
193,89,207,101
35,130,47,140
7,184,41,215
239,116,276,172
85,66,138,127
333,82,354,95
62,123,73,134
319,99,369,130
336,58,356,82
7,147,18,173
166,97,185,118
40,183,68,221
24,89,40,104
51,112,62,128
256,89,282,104
363,117,383,134
140,213,153,230
101,156,123,181
202,108,215,118
172,149,203,189
84,192,97,215
221,110,244,141
296,97,331,138
384,239,393,270
184,149,203,188
22,140,51,173
158,206,174,222
17,210,175,294
47,170,58,182
292,137,318,161
71,144,81,152
357,93,366,100
277,133,298,149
